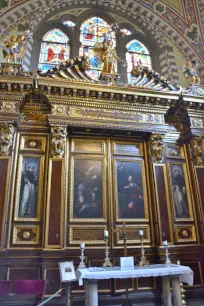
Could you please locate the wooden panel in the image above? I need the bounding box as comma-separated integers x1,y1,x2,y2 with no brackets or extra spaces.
46,159,64,248
8,268,40,292
0,158,10,248
44,268,61,297
195,167,204,216
154,165,173,244
136,277,156,290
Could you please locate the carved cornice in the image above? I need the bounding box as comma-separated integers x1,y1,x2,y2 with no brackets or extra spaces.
0,123,14,156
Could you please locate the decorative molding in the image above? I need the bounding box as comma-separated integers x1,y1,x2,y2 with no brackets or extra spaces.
0,123,14,156
191,135,204,166
149,133,164,163
50,125,67,158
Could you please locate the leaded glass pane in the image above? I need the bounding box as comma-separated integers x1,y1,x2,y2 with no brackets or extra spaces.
120,28,132,36
38,29,70,72
126,39,151,84
63,20,76,27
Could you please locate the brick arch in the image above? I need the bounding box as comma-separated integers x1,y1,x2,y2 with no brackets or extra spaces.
0,0,200,63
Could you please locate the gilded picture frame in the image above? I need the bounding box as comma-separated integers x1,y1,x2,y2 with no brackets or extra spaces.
174,224,196,243
165,145,185,159
167,162,194,221
14,154,45,221
113,158,149,222
115,224,150,245
20,135,46,152
69,156,107,222
112,141,143,157
69,225,106,245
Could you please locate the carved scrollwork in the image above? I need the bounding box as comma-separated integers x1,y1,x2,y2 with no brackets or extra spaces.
149,134,164,163
50,126,67,158
0,123,14,156
191,135,204,166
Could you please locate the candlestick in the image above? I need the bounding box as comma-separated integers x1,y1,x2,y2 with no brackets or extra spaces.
102,236,113,268
137,232,149,267
164,241,171,266
78,243,86,269
104,230,109,238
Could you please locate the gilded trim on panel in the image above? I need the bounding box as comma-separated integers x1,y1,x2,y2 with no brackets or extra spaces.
14,154,45,221
20,135,46,152
112,141,143,156
174,224,196,243
153,164,173,244
136,277,156,290
71,139,105,154
165,145,185,159
69,155,107,222
113,158,149,222
12,225,40,245
115,224,150,245
45,159,64,249
69,225,106,245
43,268,62,297
0,157,11,249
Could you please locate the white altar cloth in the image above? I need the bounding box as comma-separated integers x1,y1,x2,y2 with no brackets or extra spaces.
76,264,193,286
75,264,193,306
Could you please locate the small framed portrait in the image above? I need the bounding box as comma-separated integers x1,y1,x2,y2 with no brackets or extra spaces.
167,162,194,221
14,155,45,221
59,261,76,282
113,158,149,221
69,156,107,222
165,145,185,159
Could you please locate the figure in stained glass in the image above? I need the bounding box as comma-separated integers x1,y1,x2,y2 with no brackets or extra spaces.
126,39,151,84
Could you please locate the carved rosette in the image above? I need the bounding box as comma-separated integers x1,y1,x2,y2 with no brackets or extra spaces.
0,123,14,156
149,134,164,163
50,126,67,158
191,135,204,166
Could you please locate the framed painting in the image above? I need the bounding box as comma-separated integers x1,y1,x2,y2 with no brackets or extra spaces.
113,158,149,221
69,156,107,222
14,155,45,221
165,145,185,159
167,162,194,221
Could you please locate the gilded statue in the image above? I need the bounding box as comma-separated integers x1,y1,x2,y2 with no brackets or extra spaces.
179,60,201,86
2,30,33,64
51,126,67,158
149,134,164,163
191,135,204,166
94,38,120,75
0,123,14,156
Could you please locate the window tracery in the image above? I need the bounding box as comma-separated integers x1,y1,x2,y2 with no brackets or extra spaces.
38,28,70,72
126,39,151,84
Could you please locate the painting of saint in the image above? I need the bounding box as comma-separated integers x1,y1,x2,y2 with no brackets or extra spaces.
58,46,65,61
47,46,55,62
18,157,40,218
116,161,145,219
73,160,103,219
170,164,190,219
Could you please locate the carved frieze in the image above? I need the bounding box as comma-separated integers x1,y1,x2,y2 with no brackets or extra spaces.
0,123,14,156
149,134,164,163
50,126,67,158
191,135,204,166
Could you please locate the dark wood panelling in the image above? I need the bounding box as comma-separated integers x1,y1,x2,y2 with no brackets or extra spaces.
8,268,40,292
48,160,63,246
154,165,172,243
137,277,155,290
0,158,9,248
44,268,61,296
195,167,204,216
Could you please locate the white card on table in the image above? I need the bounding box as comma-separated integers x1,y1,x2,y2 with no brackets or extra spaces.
120,256,134,270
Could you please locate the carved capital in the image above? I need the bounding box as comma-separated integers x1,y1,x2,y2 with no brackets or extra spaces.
149,134,164,163
191,135,204,166
50,126,67,158
0,123,14,156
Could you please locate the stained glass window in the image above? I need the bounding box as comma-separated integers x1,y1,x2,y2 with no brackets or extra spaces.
38,29,70,72
120,28,132,36
63,20,76,27
126,39,151,84
79,16,116,80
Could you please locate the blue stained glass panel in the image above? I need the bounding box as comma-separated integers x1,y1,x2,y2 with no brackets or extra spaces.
127,39,149,54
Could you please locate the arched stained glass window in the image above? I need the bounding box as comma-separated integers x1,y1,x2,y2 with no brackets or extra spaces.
38,28,70,72
79,16,116,80
63,20,76,27
126,39,151,84
120,28,132,36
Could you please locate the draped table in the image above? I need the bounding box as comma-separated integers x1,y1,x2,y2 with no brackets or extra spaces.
76,264,193,306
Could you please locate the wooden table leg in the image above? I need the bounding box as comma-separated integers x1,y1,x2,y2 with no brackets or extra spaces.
171,276,182,306
87,280,98,306
162,276,172,306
